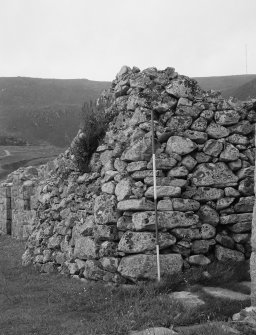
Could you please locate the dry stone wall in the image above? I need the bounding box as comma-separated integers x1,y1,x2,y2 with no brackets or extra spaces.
8,66,256,283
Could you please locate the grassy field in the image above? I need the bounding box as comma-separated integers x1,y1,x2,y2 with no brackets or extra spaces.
0,235,252,335
0,145,64,180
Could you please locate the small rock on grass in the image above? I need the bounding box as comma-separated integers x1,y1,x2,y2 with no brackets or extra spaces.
169,291,205,309
130,327,178,335
203,287,250,301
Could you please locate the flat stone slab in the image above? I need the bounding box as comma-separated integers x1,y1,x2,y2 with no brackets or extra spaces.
202,287,250,301
130,327,178,335
169,291,205,308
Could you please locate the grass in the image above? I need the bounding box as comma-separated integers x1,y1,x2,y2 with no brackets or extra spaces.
0,235,252,335
0,145,64,180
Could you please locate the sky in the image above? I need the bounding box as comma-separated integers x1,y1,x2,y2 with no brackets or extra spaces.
0,0,255,81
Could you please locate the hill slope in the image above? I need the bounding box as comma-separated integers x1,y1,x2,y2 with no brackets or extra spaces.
0,77,110,147
194,74,256,99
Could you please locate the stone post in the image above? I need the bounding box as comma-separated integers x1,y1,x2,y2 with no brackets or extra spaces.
251,129,256,305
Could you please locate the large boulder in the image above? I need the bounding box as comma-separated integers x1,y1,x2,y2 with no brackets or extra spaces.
122,137,152,161
118,253,183,281
165,76,202,99
117,198,154,211
118,231,176,253
74,236,98,260
131,210,199,231
192,162,238,187
166,136,197,155
94,194,120,224
215,245,245,262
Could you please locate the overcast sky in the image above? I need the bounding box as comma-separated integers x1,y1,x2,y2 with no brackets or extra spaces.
0,0,255,81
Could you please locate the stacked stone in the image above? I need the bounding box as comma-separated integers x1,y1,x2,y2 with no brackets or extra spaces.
0,184,11,235
21,66,256,283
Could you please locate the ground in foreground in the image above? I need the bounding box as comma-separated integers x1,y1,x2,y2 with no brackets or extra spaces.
0,235,252,335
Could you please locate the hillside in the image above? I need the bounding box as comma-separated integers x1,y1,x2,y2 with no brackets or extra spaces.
195,74,256,99
232,77,256,100
0,77,110,147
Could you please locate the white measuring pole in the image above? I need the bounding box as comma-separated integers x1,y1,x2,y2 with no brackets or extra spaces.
151,110,161,282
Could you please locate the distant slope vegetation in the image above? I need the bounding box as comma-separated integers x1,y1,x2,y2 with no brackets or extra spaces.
231,78,256,100
0,77,110,147
195,74,256,99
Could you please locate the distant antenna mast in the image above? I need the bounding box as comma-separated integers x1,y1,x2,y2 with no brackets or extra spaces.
245,44,248,74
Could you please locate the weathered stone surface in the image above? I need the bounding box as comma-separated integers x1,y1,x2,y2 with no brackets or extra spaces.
147,155,177,170
157,199,173,211
145,186,181,198
227,134,248,145
132,211,199,231
167,166,189,178
203,139,223,157
144,176,187,187
131,170,164,180
198,205,219,226
220,212,252,225
122,137,152,161
191,117,208,132
98,241,118,258
131,327,178,335
228,120,254,135
184,130,208,144
193,187,224,201
232,233,250,243
192,162,238,187
234,196,254,213
165,77,201,99
216,197,235,210
117,216,133,231
237,166,254,180
94,194,119,225
181,155,197,171
216,234,235,249
229,221,251,233
201,224,216,239
194,152,212,163
118,254,183,281
224,187,240,198
171,228,201,240
94,225,118,241
166,115,193,133
228,159,242,171
188,255,211,266
238,178,254,196
176,105,201,118
192,240,215,254
115,178,132,201
83,260,106,280
220,143,240,162
127,161,148,172
172,198,200,212
166,136,197,156
215,110,240,125
215,245,245,262
117,198,154,211
74,237,98,260
118,231,176,253
206,122,230,139
101,181,115,194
